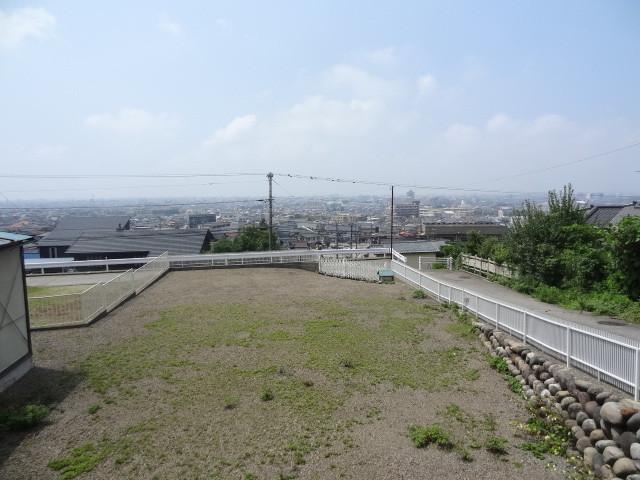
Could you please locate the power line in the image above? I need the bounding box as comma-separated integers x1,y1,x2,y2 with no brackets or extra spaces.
458,139,640,188
0,173,264,179
0,180,265,194
0,199,267,211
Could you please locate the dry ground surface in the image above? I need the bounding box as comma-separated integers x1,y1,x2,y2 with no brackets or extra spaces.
1,268,570,480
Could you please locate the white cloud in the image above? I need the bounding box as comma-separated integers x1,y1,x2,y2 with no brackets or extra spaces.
204,114,257,147
214,17,233,34
324,64,395,99
0,7,56,50
486,113,517,133
417,74,438,96
157,14,183,37
85,108,179,135
367,47,396,66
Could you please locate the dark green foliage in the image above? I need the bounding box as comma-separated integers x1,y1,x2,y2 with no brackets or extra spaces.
87,404,101,415
487,355,509,375
0,404,49,431
519,416,570,459
260,388,274,401
485,435,508,454
408,424,454,449
612,216,640,298
411,289,426,299
213,223,278,253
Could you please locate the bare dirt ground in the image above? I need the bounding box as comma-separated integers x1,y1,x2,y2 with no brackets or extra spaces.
1,268,568,480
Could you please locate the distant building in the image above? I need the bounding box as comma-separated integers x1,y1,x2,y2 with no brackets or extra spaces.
188,214,217,229
0,232,32,392
38,216,130,258
64,229,213,260
395,201,420,218
382,240,448,269
585,202,640,227
421,222,507,241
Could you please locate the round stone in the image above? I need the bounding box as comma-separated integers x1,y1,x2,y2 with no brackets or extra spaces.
583,447,598,468
596,391,612,404
561,396,577,409
613,457,639,478
549,384,561,396
582,419,597,435
617,431,638,457
576,411,589,425
572,426,586,439
568,402,584,418
631,443,640,461
585,400,599,417
576,436,592,453
557,390,572,400
628,413,640,432
603,446,625,465
601,402,624,425
596,439,617,453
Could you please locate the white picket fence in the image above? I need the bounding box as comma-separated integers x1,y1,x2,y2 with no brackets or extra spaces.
390,259,640,400
319,257,387,282
29,253,170,329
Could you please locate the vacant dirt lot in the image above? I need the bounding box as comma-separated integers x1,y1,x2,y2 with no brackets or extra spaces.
1,268,567,479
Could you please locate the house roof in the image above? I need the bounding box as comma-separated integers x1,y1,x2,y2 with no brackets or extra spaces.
38,216,131,247
585,203,640,227
65,229,211,257
0,231,32,249
421,223,508,236
381,240,447,254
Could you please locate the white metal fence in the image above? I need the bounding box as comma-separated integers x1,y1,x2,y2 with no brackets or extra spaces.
390,259,640,400
319,257,387,282
29,253,170,329
460,254,514,278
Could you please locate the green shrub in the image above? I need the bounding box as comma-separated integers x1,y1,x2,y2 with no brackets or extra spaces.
0,404,49,431
48,443,106,479
260,388,274,402
487,355,509,375
412,290,426,299
532,284,563,304
485,435,508,454
87,404,101,415
408,424,454,449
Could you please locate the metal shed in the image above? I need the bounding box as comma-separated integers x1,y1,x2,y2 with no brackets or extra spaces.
0,232,32,392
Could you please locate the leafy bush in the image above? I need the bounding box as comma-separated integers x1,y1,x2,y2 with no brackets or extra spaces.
487,355,509,375
408,424,454,449
532,284,563,304
0,404,49,431
412,289,426,299
260,388,274,402
485,436,508,454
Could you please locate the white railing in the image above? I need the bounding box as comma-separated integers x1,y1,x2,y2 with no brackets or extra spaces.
319,257,387,282
418,256,453,271
460,254,514,278
390,259,640,400
28,253,170,329
25,247,390,273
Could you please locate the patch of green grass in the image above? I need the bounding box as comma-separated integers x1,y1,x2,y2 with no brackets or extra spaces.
260,388,274,402
445,310,476,340
87,404,101,415
48,443,107,480
485,436,508,455
223,396,239,410
487,355,509,375
463,368,480,381
518,415,571,459
28,284,93,297
412,289,427,299
408,425,454,449
0,404,49,431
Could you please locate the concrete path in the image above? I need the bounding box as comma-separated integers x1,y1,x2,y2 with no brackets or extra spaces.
425,269,640,343
26,272,120,287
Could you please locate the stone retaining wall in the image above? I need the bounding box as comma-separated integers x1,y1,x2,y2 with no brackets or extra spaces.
476,322,640,479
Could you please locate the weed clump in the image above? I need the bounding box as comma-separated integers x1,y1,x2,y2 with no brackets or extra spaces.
412,290,427,299
260,388,274,402
0,404,49,431
408,424,454,449
223,396,239,410
87,404,101,415
48,443,106,479
485,435,508,455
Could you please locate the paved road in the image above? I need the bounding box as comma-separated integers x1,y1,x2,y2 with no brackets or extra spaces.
26,272,120,287
425,269,640,343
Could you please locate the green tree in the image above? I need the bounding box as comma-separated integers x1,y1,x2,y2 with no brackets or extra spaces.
212,224,279,253
611,216,640,298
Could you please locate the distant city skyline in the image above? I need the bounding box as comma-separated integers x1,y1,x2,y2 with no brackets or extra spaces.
1,1,639,199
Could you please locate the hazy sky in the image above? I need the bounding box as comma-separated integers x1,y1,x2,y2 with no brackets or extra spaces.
1,1,639,200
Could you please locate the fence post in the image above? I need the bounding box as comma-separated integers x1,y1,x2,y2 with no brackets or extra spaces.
566,326,571,367
418,257,422,271
131,270,136,294
437,282,441,302
523,312,527,344
495,302,499,329
635,349,639,401
461,287,465,311
475,295,478,318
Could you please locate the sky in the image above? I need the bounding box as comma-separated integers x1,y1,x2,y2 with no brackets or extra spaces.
1,0,639,200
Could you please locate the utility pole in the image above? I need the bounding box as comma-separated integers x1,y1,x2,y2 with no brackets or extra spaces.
267,172,273,251
390,185,394,255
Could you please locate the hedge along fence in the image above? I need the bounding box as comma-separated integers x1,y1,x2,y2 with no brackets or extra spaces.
318,257,387,282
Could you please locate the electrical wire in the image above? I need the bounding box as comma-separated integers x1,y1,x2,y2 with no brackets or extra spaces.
0,199,268,211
